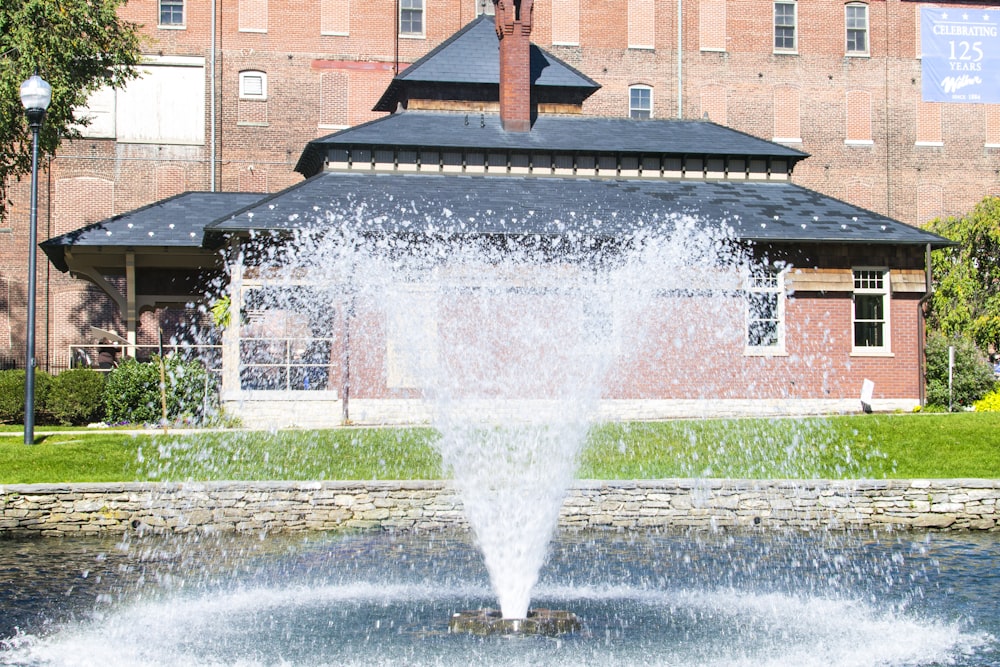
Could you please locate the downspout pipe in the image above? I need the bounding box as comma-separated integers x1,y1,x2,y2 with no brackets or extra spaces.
917,242,933,407
677,0,683,119
210,0,217,191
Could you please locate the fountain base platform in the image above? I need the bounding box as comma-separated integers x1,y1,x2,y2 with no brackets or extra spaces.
448,608,581,636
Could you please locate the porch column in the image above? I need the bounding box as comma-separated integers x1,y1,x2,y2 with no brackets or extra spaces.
221,239,244,397
125,252,138,357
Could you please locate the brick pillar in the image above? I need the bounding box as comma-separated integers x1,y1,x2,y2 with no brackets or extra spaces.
493,0,533,132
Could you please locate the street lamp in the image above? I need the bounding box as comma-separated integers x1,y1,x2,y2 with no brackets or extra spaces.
19,73,52,445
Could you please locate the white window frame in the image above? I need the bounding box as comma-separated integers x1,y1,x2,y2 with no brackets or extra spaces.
159,0,185,27
399,0,425,37
475,0,495,16
773,1,797,53
239,71,268,100
852,268,891,355
744,266,787,355
629,85,653,120
845,3,869,56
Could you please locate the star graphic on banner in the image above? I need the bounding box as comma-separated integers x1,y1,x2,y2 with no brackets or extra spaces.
962,13,969,21
941,12,948,20
985,14,992,22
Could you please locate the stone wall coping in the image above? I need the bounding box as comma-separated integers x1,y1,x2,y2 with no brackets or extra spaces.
4,478,1000,495
4,479,999,535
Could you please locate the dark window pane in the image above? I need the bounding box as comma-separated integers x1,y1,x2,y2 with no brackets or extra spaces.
854,322,883,347
855,294,883,321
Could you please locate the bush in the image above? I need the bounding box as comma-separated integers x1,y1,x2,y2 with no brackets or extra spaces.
975,387,1000,412
925,332,996,409
103,356,217,425
0,369,53,424
47,368,106,425
0,369,52,424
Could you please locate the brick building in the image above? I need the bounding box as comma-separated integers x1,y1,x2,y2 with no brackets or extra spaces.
2,0,989,375
41,6,948,425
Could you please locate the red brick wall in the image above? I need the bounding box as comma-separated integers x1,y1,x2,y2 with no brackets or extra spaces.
5,0,993,384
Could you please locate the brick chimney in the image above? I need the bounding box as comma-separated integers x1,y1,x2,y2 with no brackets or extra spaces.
493,0,533,132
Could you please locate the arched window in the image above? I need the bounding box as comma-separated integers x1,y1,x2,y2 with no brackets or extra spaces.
629,85,653,120
239,71,267,100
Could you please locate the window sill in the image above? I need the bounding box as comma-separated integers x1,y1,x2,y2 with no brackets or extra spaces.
773,49,798,56
845,52,870,58
239,28,267,33
237,122,269,127
320,31,349,36
844,139,874,146
850,350,894,358
700,47,727,53
551,41,580,47
915,141,944,147
157,24,186,30
744,348,788,357
773,137,803,145
398,33,426,39
628,45,655,50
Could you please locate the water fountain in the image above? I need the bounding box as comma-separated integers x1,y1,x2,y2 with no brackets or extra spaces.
235,215,753,625
3,215,1000,663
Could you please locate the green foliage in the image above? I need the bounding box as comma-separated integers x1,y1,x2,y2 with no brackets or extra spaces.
47,368,105,425
974,387,1000,412
924,332,996,409
210,295,232,329
923,196,1000,352
103,357,218,425
0,0,143,220
0,369,51,424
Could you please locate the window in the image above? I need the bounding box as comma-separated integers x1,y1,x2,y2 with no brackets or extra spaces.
160,0,184,26
745,266,785,352
630,85,652,119
400,0,424,36
240,71,267,99
853,269,889,352
846,3,868,55
774,1,796,52
476,0,495,15
115,57,207,145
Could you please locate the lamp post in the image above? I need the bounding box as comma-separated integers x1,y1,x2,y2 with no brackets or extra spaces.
19,73,52,445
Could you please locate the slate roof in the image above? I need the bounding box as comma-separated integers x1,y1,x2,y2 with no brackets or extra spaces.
42,192,263,272
296,111,810,177
373,15,600,112
205,171,948,248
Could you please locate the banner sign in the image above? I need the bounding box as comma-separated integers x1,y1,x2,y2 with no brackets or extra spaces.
922,7,1000,103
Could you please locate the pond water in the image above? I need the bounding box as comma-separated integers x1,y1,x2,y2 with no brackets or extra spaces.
0,528,997,667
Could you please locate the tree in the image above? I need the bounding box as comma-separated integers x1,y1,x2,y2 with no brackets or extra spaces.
923,196,1000,353
0,0,143,221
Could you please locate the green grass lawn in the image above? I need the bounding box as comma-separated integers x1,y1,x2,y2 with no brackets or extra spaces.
1,413,998,484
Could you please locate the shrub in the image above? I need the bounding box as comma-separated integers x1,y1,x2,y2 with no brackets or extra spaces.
975,387,1000,412
47,369,106,425
103,356,217,425
925,332,996,409
0,369,53,424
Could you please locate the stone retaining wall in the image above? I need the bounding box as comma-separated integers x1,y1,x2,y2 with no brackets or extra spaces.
1,479,998,536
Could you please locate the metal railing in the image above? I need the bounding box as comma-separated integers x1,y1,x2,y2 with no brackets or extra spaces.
65,343,223,375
